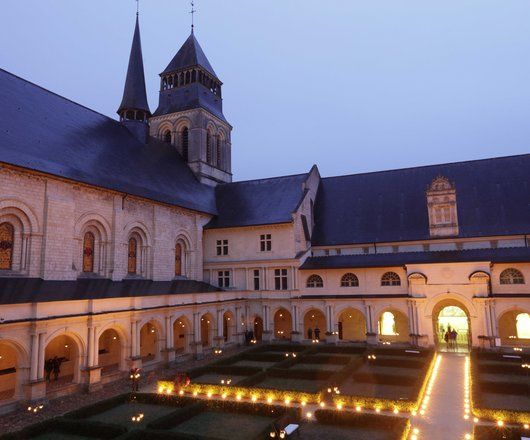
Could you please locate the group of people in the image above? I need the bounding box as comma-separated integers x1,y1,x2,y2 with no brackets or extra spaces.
44,356,63,382
307,326,321,340
442,325,459,350
244,329,255,345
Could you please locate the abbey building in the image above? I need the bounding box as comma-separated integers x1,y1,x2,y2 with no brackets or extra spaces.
0,16,528,411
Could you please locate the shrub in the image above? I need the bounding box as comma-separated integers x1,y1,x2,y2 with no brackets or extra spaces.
480,381,529,395
268,367,333,381
473,425,529,440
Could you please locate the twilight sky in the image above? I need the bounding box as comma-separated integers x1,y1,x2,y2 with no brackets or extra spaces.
2,1,530,181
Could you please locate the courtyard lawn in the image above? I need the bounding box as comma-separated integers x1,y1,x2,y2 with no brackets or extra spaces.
254,376,326,393
192,373,248,385
297,423,399,440
230,360,277,369
338,379,415,400
169,410,275,440
87,402,176,429
288,362,345,372
355,364,420,377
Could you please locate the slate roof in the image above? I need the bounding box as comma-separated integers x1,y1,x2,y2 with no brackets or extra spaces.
205,173,309,229
162,33,217,77
300,246,530,270
0,278,222,305
312,155,530,246
0,68,216,214
117,16,150,115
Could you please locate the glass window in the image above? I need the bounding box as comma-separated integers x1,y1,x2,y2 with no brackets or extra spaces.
274,268,288,290
0,222,14,270
500,268,525,285
253,269,260,291
175,243,183,276
260,234,272,252
82,232,95,273
218,270,230,288
341,273,359,287
216,239,228,256
128,237,137,274
381,271,401,286
306,274,323,288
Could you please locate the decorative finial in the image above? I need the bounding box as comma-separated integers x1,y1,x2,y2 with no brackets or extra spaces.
190,1,196,33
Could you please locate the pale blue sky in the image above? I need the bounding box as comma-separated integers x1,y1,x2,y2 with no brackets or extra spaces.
2,1,529,180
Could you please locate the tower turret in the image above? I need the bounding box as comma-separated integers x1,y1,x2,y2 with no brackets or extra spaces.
149,30,232,186
117,15,151,143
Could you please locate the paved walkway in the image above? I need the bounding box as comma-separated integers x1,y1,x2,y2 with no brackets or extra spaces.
412,353,473,440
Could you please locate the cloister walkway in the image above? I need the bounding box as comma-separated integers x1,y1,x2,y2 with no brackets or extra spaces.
412,353,473,440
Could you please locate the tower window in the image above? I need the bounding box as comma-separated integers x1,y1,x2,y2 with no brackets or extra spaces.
182,127,189,161
128,237,138,275
0,222,14,270
163,130,172,144
175,243,183,276
206,132,213,164
216,136,222,168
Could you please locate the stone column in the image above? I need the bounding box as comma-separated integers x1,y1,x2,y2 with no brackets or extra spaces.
365,303,378,345
192,312,203,359
325,303,338,344
162,316,176,364
129,320,142,369
29,333,39,382
37,333,46,380
262,304,272,342
290,304,301,342
25,331,46,401
214,309,224,346
235,306,243,344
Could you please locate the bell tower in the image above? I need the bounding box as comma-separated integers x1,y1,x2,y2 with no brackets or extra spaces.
149,30,232,186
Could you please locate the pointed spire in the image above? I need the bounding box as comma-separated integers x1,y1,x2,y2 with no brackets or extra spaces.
117,15,150,116
161,32,217,78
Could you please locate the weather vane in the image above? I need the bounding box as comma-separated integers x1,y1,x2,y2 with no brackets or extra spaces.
190,1,196,32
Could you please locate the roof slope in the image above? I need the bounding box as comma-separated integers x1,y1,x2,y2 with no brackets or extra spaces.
162,33,217,77
0,69,216,214
206,173,309,229
117,16,150,114
301,246,530,270
312,155,530,246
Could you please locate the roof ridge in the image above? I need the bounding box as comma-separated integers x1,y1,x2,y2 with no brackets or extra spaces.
322,153,530,181
0,67,120,125
226,171,309,185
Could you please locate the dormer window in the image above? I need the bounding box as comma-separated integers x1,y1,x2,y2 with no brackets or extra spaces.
426,176,459,237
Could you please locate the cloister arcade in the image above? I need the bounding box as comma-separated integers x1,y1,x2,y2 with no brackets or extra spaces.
273,308,292,340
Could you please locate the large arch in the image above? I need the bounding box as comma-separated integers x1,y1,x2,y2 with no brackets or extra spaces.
223,311,235,343
303,308,326,341
431,298,472,351
377,309,409,343
337,307,366,342
253,316,263,342
44,333,83,389
97,328,123,374
173,315,191,354
498,309,530,346
0,339,29,401
139,320,162,363
273,308,292,341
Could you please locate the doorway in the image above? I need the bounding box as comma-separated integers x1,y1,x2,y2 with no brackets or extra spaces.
435,305,471,352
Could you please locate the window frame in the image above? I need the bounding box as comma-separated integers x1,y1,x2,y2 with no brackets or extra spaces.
0,222,14,271
82,231,95,273
381,271,401,287
306,274,324,288
260,234,272,252
274,268,288,291
253,269,260,291
499,268,525,285
217,270,231,288
216,239,229,256
340,273,359,287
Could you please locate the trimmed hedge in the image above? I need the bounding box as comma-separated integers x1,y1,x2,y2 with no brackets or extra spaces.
371,357,425,369
147,402,206,430
313,346,366,355
268,367,333,381
477,363,526,375
352,373,417,387
480,381,529,395
298,354,352,365
116,428,200,439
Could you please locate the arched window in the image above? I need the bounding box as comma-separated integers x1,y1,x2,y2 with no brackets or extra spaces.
341,273,359,287
216,136,222,168
516,313,530,339
0,222,14,270
206,132,212,164
380,311,398,335
175,243,183,277
381,271,401,286
82,232,95,273
306,274,323,288
163,130,172,144
127,237,138,275
500,268,525,285
181,127,189,162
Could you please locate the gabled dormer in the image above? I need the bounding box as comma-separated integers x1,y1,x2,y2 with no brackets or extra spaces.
426,176,459,237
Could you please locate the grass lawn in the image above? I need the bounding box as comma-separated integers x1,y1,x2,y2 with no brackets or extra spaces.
87,402,176,429
298,422,398,440
192,373,248,385
338,379,414,400
255,377,325,393
289,363,345,372
356,364,419,377
170,410,274,440
479,392,530,412
231,360,277,368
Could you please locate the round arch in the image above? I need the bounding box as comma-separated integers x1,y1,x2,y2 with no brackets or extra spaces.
273,308,292,340
200,313,215,348
303,308,326,341
173,315,192,354
223,311,235,343
431,298,472,351
253,316,264,342
0,199,40,233
44,333,83,388
337,307,366,342
377,308,409,343
97,328,124,373
0,339,30,401
498,309,530,346
139,320,163,363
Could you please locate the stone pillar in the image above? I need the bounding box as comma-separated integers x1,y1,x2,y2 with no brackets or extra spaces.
129,320,142,369
407,300,417,346
192,312,203,359
290,304,301,342
214,309,224,346
262,304,272,342
365,303,378,345
162,316,176,364
29,333,39,382
37,333,46,380
325,303,338,343
235,306,243,344
25,331,46,401
83,325,102,392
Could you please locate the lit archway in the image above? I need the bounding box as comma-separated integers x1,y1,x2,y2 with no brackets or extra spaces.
139,321,160,363
303,309,326,341
273,308,292,340
499,310,530,346
223,311,235,343
200,313,214,347
378,310,408,343
0,340,28,401
338,308,366,341
98,329,122,374
432,300,471,352
174,316,190,354
253,316,263,341
44,334,80,389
